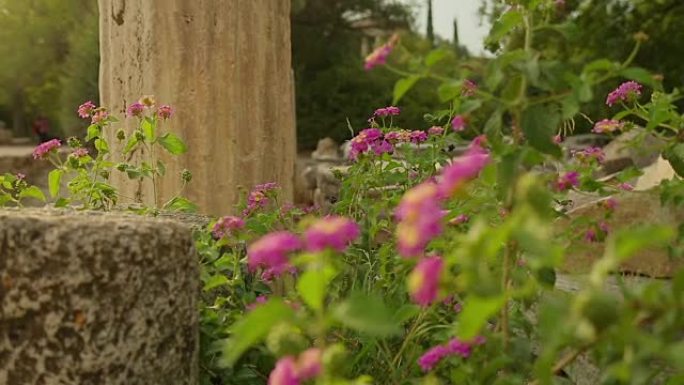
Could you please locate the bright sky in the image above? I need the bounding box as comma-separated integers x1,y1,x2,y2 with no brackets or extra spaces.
401,0,491,56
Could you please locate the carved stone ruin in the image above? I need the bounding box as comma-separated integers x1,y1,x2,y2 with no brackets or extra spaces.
0,209,199,385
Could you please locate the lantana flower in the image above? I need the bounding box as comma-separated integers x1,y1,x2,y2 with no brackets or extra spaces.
408,256,444,306
304,216,360,252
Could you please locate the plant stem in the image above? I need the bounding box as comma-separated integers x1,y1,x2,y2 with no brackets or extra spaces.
528,345,590,385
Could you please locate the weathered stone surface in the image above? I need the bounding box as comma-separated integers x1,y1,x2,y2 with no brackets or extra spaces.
99,0,296,216
0,209,199,385
558,190,684,277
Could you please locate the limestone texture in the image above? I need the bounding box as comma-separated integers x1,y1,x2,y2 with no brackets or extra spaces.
0,209,198,385
99,0,296,216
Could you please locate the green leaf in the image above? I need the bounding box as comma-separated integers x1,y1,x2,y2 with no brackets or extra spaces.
122,135,139,154
393,304,420,324
487,10,523,44
393,75,421,105
219,299,294,367
163,196,198,213
521,105,562,157
620,67,655,86
425,48,449,67
332,292,401,336
203,274,229,291
457,295,505,340
582,59,617,74
142,117,156,141
438,82,461,102
156,160,166,176
94,138,109,154
296,266,336,311
158,133,188,155
48,169,63,198
85,124,101,141
18,186,46,202
663,143,684,177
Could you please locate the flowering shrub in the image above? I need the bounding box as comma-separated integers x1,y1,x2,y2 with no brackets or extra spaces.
198,1,684,384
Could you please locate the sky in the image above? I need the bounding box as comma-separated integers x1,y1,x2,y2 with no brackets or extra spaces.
401,0,491,56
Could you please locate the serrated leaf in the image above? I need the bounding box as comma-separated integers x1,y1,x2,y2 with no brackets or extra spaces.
157,160,166,176
48,169,63,198
18,186,46,202
85,124,101,141
142,117,156,141
296,266,336,311
219,299,294,367
521,105,562,157
203,274,229,291
123,135,139,154
332,292,401,336
94,138,109,154
620,67,655,86
393,75,421,105
158,133,188,155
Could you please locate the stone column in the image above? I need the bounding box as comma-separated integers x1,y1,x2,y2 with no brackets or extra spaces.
0,209,198,385
98,0,296,215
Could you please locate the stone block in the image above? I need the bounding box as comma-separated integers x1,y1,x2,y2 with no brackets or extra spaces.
0,209,199,385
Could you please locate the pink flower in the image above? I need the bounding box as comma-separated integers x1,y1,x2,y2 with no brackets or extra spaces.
256,182,279,191
77,101,96,119
127,102,145,117
410,130,428,144
304,216,360,252
32,139,61,159
374,106,401,117
16,173,26,180
449,214,470,226
297,348,322,380
70,148,89,158
555,171,579,191
617,182,634,191
91,109,109,124
246,295,268,311
462,79,477,97
438,146,490,197
408,256,444,306
269,356,300,385
585,229,597,242
599,221,610,234
601,197,617,211
592,119,623,134
553,134,563,144
573,147,605,163
428,126,444,136
364,34,399,71
453,302,463,313
349,128,385,159
395,182,443,257
158,104,174,120
606,81,643,106
247,231,301,277
417,345,450,372
447,338,472,358
385,130,411,143
451,115,466,132
371,140,394,156
212,215,245,239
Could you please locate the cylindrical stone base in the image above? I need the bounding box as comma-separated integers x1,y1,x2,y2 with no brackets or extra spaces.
0,209,198,385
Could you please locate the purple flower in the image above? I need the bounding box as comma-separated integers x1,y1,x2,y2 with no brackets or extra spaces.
32,139,61,159
555,171,580,191
599,221,610,234
16,173,26,180
592,119,623,134
349,128,385,159
385,130,411,143
617,182,634,191
127,102,145,117
268,356,300,385
158,104,174,120
447,338,472,358
370,140,394,156
408,256,444,306
410,130,428,144
553,134,563,144
428,126,444,136
246,295,268,311
77,101,96,119
304,216,360,252
212,215,245,239
374,106,401,117
573,147,605,164
585,229,597,242
451,115,466,132
606,81,642,106
417,345,450,372
601,197,618,211
462,79,477,97
247,231,301,277
438,146,490,197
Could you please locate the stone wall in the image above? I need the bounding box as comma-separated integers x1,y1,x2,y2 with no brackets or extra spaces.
99,0,296,216
0,209,199,385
